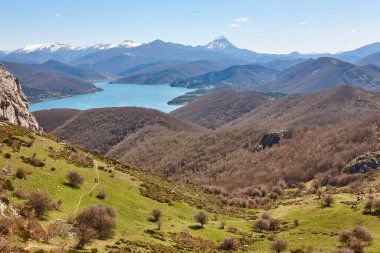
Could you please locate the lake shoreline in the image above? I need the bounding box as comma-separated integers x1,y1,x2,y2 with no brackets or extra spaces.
29,82,192,113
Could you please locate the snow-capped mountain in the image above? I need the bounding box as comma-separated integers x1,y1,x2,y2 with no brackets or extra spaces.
17,40,142,53
116,40,143,48
19,43,89,53
205,36,235,50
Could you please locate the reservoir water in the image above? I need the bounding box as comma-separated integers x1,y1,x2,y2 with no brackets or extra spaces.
29,82,191,113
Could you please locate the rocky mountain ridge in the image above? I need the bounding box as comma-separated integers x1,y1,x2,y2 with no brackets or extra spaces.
0,64,39,130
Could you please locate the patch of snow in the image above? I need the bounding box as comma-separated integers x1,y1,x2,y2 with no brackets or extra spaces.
206,36,233,50
21,42,88,53
17,39,142,53
116,40,142,48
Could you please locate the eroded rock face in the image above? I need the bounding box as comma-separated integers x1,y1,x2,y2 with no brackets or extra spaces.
0,64,39,131
344,152,380,174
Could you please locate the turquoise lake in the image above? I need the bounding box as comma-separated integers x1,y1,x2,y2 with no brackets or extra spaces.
29,82,191,113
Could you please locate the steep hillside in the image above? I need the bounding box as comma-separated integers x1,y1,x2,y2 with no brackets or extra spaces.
229,86,380,128
36,87,380,191
118,60,185,76
109,112,380,190
358,51,380,67
259,58,307,71
3,122,380,252
33,109,80,132
171,91,270,129
37,107,204,154
171,64,278,91
0,123,253,252
38,60,106,81
1,61,101,102
264,57,380,94
0,64,39,130
105,87,380,189
111,60,232,85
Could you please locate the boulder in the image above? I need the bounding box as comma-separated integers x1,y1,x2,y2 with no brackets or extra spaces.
255,129,287,151
344,152,380,174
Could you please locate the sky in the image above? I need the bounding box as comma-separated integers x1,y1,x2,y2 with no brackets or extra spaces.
1,0,380,54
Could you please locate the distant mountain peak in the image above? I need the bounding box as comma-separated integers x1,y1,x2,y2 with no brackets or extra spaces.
20,42,88,53
206,36,235,50
116,40,142,48
17,40,142,53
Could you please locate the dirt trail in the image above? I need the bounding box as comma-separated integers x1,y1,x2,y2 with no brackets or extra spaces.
72,160,100,215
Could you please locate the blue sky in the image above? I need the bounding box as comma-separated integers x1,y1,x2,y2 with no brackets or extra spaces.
1,0,380,53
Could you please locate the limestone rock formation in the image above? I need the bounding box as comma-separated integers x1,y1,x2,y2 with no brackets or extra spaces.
0,64,39,130
255,129,288,151
344,152,380,174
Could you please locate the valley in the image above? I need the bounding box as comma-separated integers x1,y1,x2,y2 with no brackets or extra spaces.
1,2,380,251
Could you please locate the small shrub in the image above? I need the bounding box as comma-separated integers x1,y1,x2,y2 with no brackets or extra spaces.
219,221,226,229
30,157,45,167
339,226,373,253
75,224,97,249
75,204,116,238
269,192,280,200
272,186,283,195
27,219,48,242
194,211,209,228
15,168,28,180
220,238,238,251
271,239,288,252
0,217,12,235
26,191,56,220
14,189,29,199
268,218,281,231
66,171,84,188
4,153,11,159
293,219,299,227
96,189,106,200
50,167,56,171
253,218,270,232
323,194,334,207
2,179,14,191
0,195,9,205
151,208,162,221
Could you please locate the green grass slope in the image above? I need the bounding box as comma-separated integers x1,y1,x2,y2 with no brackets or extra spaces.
1,123,380,252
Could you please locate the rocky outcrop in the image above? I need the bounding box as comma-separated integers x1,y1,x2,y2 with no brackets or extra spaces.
344,152,380,174
0,64,39,131
255,129,288,151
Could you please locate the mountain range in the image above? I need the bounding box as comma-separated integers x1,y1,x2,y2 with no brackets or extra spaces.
0,61,102,102
263,57,380,94
2,50,380,252
3,36,380,103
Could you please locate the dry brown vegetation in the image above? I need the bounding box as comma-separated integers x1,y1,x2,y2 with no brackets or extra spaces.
110,113,380,190
33,109,80,132
34,86,380,193
171,90,270,129
227,86,380,128
38,107,203,154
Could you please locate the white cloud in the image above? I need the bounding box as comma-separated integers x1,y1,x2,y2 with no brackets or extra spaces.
234,17,250,23
229,17,251,28
54,13,63,17
297,21,307,25
351,29,357,34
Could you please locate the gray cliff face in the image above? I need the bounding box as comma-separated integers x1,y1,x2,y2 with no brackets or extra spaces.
0,64,39,130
